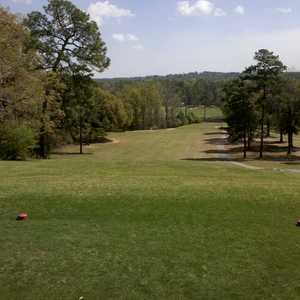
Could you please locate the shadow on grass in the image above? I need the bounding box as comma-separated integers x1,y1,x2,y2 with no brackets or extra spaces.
205,148,240,155
182,157,242,162
51,152,93,156
258,155,300,162
283,160,300,165
183,155,300,163
204,137,228,145
205,118,225,123
204,132,225,136
250,144,300,153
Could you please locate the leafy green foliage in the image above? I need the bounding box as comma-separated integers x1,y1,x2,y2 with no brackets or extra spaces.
273,80,300,154
25,0,110,73
0,123,36,160
0,8,43,124
223,79,258,157
23,0,110,157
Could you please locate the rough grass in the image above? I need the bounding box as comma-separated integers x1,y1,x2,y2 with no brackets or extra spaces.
1,123,300,299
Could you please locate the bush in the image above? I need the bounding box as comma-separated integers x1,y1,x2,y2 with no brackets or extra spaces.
87,127,107,143
0,124,36,160
176,110,188,127
176,110,201,127
186,111,201,124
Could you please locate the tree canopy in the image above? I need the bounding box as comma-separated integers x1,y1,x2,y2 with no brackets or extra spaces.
25,0,110,73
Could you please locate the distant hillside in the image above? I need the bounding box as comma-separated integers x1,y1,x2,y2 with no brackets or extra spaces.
95,71,300,86
95,72,240,85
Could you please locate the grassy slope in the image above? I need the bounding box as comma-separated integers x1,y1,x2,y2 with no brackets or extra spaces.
1,123,300,299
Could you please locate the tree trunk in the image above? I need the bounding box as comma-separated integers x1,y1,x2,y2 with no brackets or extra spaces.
79,107,83,154
39,97,48,159
203,105,207,122
39,127,47,159
79,123,83,155
280,129,284,143
243,130,247,159
266,119,270,137
287,107,293,155
288,128,292,155
259,103,265,159
142,109,146,130
247,130,251,150
165,104,169,128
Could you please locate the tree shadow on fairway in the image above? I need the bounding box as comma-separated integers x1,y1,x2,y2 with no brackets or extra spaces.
182,156,300,163
205,147,240,155
247,143,300,154
182,157,242,162
204,132,225,136
283,162,300,166
51,152,93,156
204,137,228,145
205,117,225,123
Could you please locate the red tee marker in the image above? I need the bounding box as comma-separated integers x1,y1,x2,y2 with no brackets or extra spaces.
16,212,28,221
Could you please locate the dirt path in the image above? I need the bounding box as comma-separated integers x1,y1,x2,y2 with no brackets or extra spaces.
216,134,263,170
215,133,300,173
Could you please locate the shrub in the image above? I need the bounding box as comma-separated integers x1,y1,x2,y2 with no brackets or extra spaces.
176,110,188,127
186,111,201,124
176,110,201,126
0,124,36,160
87,127,107,143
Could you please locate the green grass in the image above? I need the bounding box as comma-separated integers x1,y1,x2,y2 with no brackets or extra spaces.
189,106,224,121
1,123,300,299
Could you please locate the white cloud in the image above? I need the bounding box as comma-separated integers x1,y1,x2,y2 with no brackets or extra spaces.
127,34,139,41
113,33,143,50
112,33,139,43
234,5,245,15
87,1,134,26
132,44,144,51
214,8,226,17
276,8,292,14
178,0,215,16
177,1,226,17
112,33,125,42
11,0,32,4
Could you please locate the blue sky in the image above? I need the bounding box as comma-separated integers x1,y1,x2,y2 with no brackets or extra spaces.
2,0,300,78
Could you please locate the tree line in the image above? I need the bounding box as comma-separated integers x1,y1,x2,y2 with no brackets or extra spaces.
223,49,300,158
0,0,221,160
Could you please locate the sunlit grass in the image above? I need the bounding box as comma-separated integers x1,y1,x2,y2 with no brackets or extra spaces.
1,123,300,299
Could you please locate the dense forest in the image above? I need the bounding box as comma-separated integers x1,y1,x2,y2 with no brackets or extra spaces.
97,71,300,85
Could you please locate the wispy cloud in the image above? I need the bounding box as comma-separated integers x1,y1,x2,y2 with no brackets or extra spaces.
132,44,144,51
87,1,134,26
276,8,292,14
112,33,139,42
234,5,245,15
214,8,226,17
11,0,32,4
177,1,226,17
112,33,143,50
127,34,139,42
